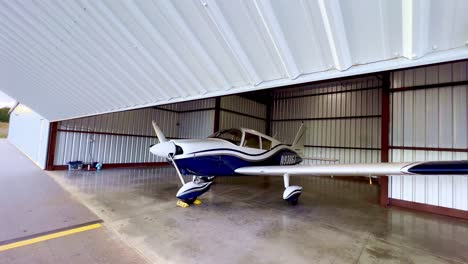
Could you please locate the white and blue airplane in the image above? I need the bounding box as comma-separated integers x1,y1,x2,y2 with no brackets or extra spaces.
149,121,468,206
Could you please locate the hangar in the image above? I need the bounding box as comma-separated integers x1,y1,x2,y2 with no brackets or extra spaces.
1,0,468,263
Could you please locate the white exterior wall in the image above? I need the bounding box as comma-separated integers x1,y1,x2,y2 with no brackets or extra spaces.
272,76,382,164
389,61,468,210
220,95,267,133
8,104,50,169
54,99,215,166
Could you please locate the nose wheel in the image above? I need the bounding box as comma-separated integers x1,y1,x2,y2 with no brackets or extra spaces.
176,176,214,207
182,197,198,205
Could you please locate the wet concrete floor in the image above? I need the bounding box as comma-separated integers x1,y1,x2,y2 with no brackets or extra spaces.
49,167,468,264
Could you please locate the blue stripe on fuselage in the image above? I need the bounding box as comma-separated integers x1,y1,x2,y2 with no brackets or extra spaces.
190,144,287,157
175,149,302,176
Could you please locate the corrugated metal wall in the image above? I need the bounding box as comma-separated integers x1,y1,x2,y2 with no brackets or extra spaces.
54,95,269,166
55,108,176,165
8,104,50,169
178,98,216,139
272,76,382,164
389,61,468,210
220,95,266,133
54,96,270,166
54,99,215,166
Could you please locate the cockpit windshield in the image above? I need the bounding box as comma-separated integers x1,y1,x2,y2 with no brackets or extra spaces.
209,129,242,145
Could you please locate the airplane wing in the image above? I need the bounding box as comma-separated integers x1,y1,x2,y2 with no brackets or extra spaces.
235,160,468,176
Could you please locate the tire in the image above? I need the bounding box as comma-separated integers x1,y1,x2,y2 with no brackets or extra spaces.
183,197,197,205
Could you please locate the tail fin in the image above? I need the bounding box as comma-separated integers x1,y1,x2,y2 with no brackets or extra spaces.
152,120,168,142
291,123,306,156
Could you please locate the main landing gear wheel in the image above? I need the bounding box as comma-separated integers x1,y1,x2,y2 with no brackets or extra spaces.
283,174,302,206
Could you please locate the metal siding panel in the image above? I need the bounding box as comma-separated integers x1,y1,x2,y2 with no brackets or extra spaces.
389,62,468,210
425,88,439,147
212,0,285,81
413,90,426,146
220,111,265,134
272,77,381,164
54,105,181,165
438,88,453,148
392,92,403,146
178,110,215,139
453,85,467,148
402,91,413,147
220,95,266,118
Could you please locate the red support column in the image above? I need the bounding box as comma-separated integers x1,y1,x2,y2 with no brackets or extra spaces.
213,97,221,133
45,122,58,170
380,72,390,207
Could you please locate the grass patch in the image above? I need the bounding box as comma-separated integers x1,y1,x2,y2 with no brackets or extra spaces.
0,122,8,138
0,108,10,123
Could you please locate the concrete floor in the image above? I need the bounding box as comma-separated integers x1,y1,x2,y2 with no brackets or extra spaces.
1,226,148,264
0,140,149,264
0,140,99,244
48,167,468,264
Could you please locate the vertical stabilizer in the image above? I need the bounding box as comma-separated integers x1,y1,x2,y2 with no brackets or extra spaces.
291,123,306,156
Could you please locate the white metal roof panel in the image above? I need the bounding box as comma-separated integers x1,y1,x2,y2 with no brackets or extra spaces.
0,0,467,121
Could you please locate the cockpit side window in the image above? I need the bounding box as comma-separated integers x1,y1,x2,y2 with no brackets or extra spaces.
261,137,272,150
209,129,242,145
243,132,260,149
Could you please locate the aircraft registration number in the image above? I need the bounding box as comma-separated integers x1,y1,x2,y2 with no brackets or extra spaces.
280,155,297,165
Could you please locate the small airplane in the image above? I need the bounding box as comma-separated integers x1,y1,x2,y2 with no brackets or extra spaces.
149,121,468,206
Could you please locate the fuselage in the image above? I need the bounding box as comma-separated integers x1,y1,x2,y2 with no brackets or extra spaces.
171,138,302,176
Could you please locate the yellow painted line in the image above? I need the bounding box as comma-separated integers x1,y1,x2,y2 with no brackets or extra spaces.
0,223,102,252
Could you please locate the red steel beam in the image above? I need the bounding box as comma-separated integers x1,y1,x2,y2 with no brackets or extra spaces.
213,97,221,133
380,72,390,207
45,122,58,170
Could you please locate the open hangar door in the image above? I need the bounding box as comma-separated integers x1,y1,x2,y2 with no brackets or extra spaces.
44,60,467,219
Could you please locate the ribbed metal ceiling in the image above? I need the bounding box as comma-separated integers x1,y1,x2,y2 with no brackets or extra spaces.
0,0,467,121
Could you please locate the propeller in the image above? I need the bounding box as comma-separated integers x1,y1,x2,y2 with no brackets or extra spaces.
152,121,168,142
150,120,175,158
150,120,185,185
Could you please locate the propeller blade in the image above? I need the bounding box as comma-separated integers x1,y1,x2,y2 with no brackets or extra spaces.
152,120,167,142
149,121,185,186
